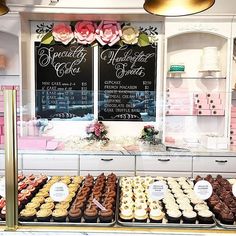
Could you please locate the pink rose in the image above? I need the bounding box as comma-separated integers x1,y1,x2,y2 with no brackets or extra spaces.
95,21,122,46
74,21,96,45
52,23,74,45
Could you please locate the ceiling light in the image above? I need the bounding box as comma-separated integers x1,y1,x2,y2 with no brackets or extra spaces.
143,0,215,17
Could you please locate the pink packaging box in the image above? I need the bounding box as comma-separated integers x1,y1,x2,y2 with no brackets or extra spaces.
207,98,222,105
210,104,224,110
166,88,188,92
0,135,4,144
1,85,14,90
232,112,236,118
231,118,236,123
230,135,236,141
206,93,220,99
231,107,236,112
230,140,236,145
166,98,191,105
167,105,190,110
194,98,207,104
231,123,236,129
231,129,236,135
193,93,206,99
166,92,190,99
197,109,211,116
211,110,225,116
166,110,192,115
0,103,4,112
18,136,54,150
195,104,210,109
0,117,3,125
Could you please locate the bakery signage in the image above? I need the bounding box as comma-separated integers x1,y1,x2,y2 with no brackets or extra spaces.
35,42,93,120
49,182,69,202
194,180,213,200
149,181,168,200
98,44,157,121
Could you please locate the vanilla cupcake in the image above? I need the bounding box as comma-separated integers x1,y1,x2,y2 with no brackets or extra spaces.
194,203,209,212
25,202,40,210
149,208,165,223
134,207,148,222
40,202,55,211
179,203,193,211
52,208,68,222
120,207,134,222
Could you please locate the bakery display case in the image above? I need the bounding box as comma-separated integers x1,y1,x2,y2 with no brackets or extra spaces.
0,3,236,236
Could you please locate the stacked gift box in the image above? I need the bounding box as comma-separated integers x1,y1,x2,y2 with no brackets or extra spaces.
193,92,224,116
0,85,20,144
230,106,236,146
166,88,193,115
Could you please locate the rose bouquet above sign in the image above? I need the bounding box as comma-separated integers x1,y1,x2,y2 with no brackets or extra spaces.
40,20,157,47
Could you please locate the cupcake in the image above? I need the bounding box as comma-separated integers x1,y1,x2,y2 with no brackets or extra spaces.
52,209,68,222
119,207,133,222
20,208,37,221
25,202,41,211
182,210,197,224
83,207,98,223
149,208,165,223
166,209,182,223
40,202,55,211
36,209,52,222
68,205,82,222
134,207,148,223
99,209,114,223
198,210,214,224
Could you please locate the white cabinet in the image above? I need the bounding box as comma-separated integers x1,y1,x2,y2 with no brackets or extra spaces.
136,155,192,177
0,154,22,174
80,155,135,176
22,154,79,175
193,156,236,173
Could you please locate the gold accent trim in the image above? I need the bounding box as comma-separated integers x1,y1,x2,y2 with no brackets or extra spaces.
4,90,18,231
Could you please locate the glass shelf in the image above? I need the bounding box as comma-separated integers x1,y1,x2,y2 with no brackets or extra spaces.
167,77,226,80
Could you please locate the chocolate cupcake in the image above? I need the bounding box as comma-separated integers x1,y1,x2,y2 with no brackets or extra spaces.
166,209,182,223
83,207,98,223
99,209,114,223
198,210,214,224
182,210,197,224
19,208,37,221
36,209,52,222
149,208,165,223
52,209,68,222
68,205,82,222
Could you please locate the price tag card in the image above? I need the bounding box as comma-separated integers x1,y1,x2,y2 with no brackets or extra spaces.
49,182,69,202
0,185,5,198
149,181,168,200
194,180,213,200
233,183,236,197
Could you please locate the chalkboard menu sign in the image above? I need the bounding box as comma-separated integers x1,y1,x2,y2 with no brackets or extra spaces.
35,42,93,120
98,45,157,121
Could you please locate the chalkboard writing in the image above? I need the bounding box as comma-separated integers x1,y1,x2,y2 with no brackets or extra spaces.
98,45,157,121
35,42,94,120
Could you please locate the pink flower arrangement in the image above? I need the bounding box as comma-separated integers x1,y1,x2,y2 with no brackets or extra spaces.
74,21,96,45
95,20,122,46
52,23,74,45
86,120,109,142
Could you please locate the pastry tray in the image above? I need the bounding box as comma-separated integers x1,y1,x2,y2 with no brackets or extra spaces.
19,178,119,227
215,218,236,229
116,180,216,228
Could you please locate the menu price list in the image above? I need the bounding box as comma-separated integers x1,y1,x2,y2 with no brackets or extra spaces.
35,42,93,120
98,45,157,122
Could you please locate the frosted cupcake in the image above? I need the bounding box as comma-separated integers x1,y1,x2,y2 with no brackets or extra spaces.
166,209,182,223
36,209,52,222
134,207,148,222
182,210,197,224
120,206,134,222
149,208,165,223
198,210,214,224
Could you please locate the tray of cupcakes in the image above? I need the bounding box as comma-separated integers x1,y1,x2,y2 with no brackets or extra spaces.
19,173,118,226
196,175,236,229
0,174,48,224
117,176,216,228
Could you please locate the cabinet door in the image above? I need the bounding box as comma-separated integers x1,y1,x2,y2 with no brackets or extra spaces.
0,154,22,172
193,156,236,172
136,156,192,172
80,171,134,177
23,154,79,170
80,155,135,171
136,171,192,178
